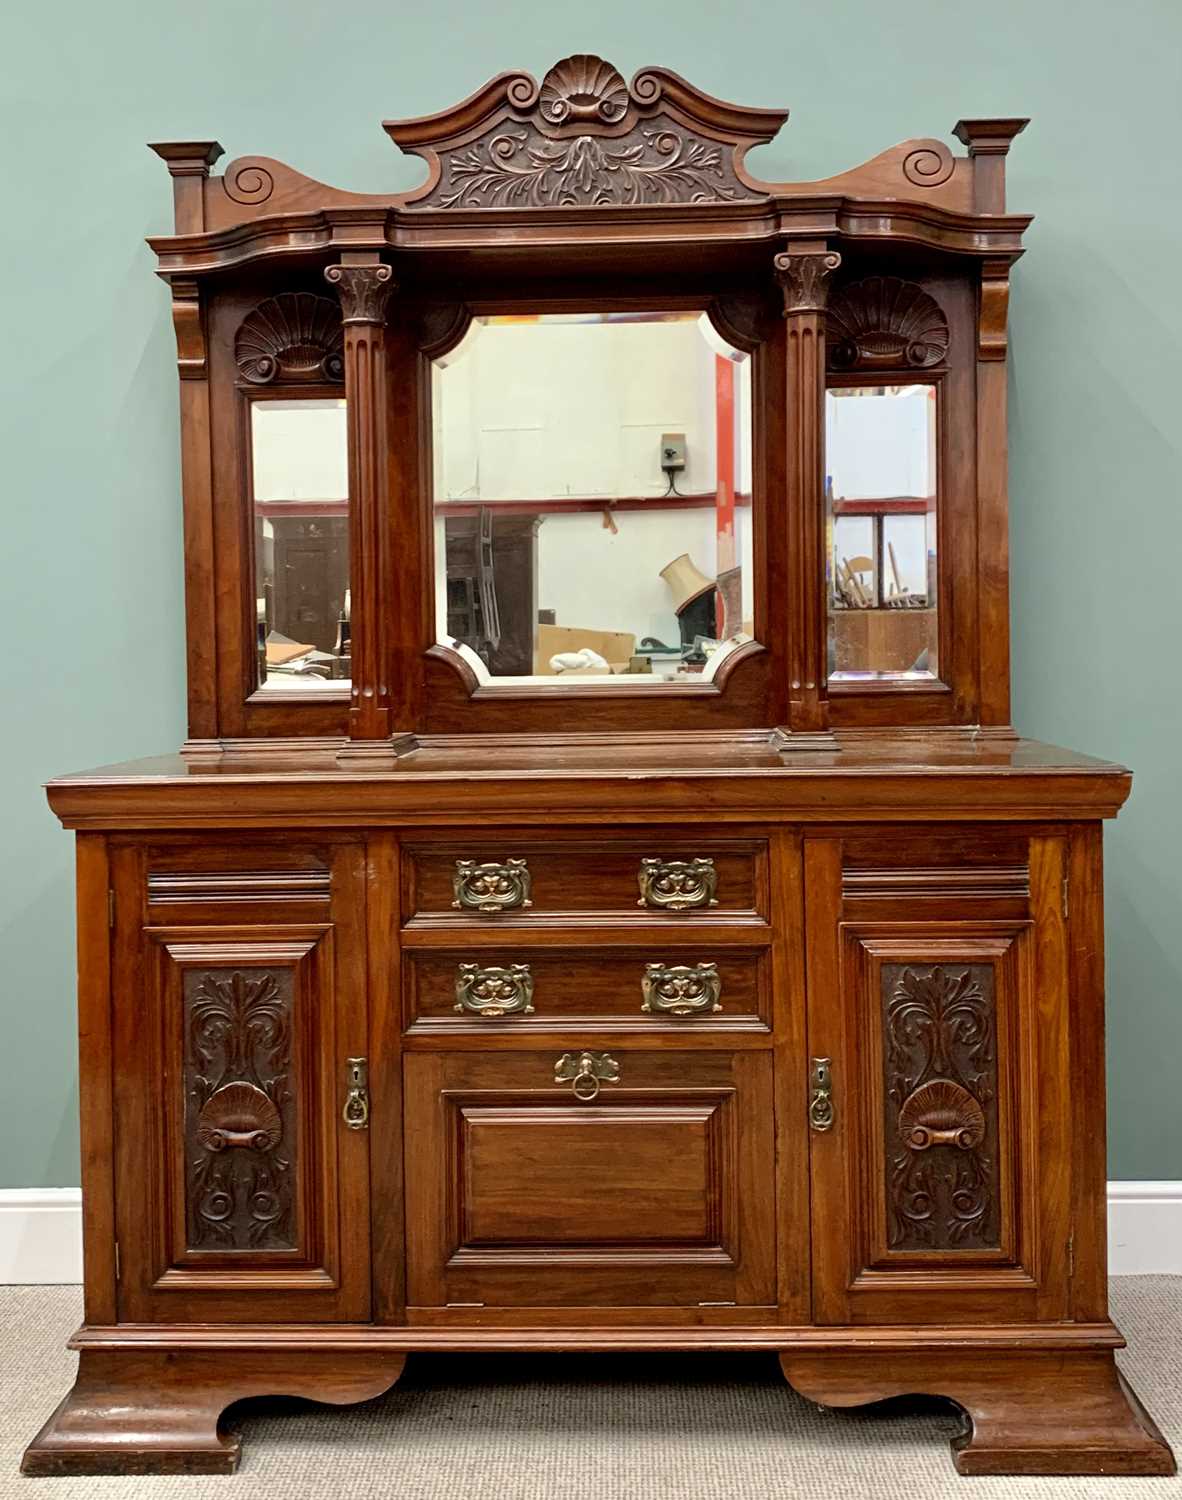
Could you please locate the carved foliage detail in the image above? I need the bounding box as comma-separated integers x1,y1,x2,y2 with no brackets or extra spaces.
432,125,758,209
234,293,343,384
882,963,999,1251
827,277,950,371
183,968,296,1250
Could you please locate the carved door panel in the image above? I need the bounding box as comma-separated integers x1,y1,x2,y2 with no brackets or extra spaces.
805,832,1075,1325
403,1049,776,1311
111,842,370,1323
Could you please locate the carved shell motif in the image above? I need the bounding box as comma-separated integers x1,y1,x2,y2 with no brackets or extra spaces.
827,276,949,371
897,1078,985,1152
538,54,630,128
234,293,345,385
196,1081,283,1153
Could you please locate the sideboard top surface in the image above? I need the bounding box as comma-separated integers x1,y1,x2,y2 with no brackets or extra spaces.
44,736,1132,829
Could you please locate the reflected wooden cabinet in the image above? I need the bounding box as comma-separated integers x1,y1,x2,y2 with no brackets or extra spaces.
23,55,1174,1481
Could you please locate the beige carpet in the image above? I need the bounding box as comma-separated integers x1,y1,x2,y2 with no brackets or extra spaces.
2,1280,1179,1498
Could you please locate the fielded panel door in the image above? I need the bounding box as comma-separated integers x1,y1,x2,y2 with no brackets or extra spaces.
110,840,371,1323
805,831,1078,1326
403,1048,777,1313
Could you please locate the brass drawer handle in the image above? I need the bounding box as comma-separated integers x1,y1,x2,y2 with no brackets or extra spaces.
452,858,532,914
343,1057,370,1131
555,1050,619,1102
637,857,718,912
641,961,722,1017
455,962,535,1018
809,1056,834,1133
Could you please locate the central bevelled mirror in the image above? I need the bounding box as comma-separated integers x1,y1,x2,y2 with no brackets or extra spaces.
432,310,755,687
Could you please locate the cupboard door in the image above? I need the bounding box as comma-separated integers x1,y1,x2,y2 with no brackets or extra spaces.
806,833,1074,1325
404,1049,776,1309
111,843,371,1323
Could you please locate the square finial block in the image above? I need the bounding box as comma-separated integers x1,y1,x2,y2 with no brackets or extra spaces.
952,119,1029,156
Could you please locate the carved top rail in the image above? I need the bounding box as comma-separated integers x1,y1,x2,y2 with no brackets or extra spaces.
147,56,1030,276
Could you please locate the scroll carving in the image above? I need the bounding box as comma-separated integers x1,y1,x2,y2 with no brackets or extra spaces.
979,259,1011,361
901,140,955,188
392,54,776,211
882,963,999,1251
223,159,275,205
169,278,206,380
324,263,395,325
234,293,344,384
433,126,756,209
774,251,841,315
826,277,950,371
183,968,295,1250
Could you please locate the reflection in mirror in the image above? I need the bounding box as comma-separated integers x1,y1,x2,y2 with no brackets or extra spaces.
432,312,755,687
826,384,937,682
250,399,350,692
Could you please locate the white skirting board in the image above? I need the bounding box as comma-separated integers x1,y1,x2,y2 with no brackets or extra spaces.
0,1184,1179,1284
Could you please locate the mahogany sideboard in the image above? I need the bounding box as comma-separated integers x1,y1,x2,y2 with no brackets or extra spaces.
22,56,1176,1478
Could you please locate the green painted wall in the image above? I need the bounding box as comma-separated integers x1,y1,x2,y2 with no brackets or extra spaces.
2,0,1179,1186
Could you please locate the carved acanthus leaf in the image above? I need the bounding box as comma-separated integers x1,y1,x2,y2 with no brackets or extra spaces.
882,963,999,1252
432,126,757,209
324,263,395,325
774,251,842,315
388,55,783,212
184,968,295,1251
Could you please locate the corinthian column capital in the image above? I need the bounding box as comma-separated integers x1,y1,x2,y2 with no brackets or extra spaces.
773,250,841,315
324,262,396,324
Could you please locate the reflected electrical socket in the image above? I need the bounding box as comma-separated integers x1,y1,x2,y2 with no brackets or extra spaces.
660,432,686,471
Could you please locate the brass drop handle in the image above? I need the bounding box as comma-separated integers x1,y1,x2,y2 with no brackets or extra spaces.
638,857,718,912
452,858,532,914
455,962,534,1017
641,961,722,1016
808,1056,834,1133
343,1057,370,1130
555,1050,620,1102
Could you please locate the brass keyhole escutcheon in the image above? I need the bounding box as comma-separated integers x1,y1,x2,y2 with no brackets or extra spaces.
808,1056,834,1133
343,1057,370,1130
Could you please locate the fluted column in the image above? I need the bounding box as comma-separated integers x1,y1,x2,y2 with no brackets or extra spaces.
774,248,840,738
325,257,396,743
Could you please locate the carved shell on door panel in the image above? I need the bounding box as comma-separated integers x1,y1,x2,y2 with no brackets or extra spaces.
234,292,345,384
538,54,630,128
826,276,949,370
897,1078,985,1152
196,1080,283,1153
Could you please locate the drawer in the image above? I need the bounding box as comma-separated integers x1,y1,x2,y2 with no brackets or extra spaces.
402,835,768,922
404,947,769,1032
403,1047,776,1308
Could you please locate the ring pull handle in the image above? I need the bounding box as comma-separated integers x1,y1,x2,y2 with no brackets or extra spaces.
554,1051,620,1102
343,1057,370,1131
808,1056,834,1133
